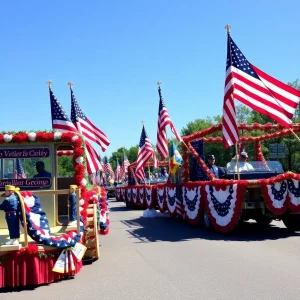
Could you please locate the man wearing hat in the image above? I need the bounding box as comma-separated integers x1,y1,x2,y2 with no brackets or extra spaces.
237,152,254,171
0,185,20,245
206,155,226,179
68,185,78,225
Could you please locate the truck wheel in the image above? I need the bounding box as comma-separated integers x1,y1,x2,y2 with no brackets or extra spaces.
203,209,214,231
255,216,273,227
282,214,300,231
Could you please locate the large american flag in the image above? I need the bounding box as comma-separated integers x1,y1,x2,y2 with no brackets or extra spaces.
120,151,130,180
14,159,26,179
103,157,114,179
115,159,121,181
135,125,158,181
156,85,182,159
223,33,300,148
70,89,110,152
49,87,102,174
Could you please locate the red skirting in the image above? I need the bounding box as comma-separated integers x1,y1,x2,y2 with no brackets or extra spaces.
0,252,82,288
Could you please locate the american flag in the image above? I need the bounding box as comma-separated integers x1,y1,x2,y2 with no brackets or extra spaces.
135,125,158,181
115,159,121,181
14,159,26,179
223,33,300,147
70,89,110,152
156,85,182,159
49,87,102,174
103,157,114,179
120,151,130,180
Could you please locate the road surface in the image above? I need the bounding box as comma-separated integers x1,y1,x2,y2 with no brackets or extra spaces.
1,199,300,299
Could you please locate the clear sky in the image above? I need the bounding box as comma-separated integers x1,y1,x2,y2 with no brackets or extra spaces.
1,0,299,159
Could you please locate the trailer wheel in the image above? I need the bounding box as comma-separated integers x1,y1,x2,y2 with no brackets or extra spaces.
255,216,273,227
282,214,300,231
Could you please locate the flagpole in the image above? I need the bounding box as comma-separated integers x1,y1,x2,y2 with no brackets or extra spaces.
141,120,151,183
68,81,74,91
46,79,53,92
158,81,172,179
235,143,240,180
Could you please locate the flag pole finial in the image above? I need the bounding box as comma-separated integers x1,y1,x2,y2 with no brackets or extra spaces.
225,24,231,34
46,79,52,89
68,81,74,90
157,81,161,87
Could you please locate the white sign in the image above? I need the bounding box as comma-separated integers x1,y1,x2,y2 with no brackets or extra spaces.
71,243,87,262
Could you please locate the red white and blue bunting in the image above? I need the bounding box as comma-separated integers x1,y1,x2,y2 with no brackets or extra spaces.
126,188,132,203
182,185,202,224
19,191,84,247
166,185,177,216
131,188,138,205
262,179,300,214
262,181,288,215
157,185,166,213
145,186,154,209
287,179,300,212
204,183,246,232
139,187,144,206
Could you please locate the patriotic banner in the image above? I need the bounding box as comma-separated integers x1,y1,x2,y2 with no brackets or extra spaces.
166,184,177,216
157,184,166,213
131,188,138,205
145,186,154,209
139,187,144,206
182,185,202,224
262,179,300,214
204,184,246,232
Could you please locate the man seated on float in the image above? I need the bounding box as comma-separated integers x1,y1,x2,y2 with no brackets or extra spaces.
206,154,226,179
230,151,254,172
33,161,51,179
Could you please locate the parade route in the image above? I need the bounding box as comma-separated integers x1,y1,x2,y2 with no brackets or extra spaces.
1,199,300,300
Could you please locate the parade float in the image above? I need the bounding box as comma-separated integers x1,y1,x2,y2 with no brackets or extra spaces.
117,25,300,234
116,123,300,232
0,131,109,288
116,160,169,210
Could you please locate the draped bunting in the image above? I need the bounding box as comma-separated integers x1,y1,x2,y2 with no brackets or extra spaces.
157,185,166,213
204,183,246,232
166,185,177,216
132,188,138,205
182,185,202,224
262,179,300,214
145,186,154,209
126,188,132,203
287,179,300,212
262,181,288,215
139,187,144,206
20,192,84,247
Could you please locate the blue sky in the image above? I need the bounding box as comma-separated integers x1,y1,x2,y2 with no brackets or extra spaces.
1,0,299,159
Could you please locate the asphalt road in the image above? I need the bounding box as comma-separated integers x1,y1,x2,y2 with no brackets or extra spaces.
2,199,300,300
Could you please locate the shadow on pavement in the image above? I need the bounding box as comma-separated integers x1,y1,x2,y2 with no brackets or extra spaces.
121,216,300,243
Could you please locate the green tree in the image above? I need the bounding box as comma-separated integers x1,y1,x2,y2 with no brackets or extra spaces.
57,156,74,177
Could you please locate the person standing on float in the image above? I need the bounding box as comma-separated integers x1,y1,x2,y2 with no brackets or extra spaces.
0,185,20,245
68,185,78,226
